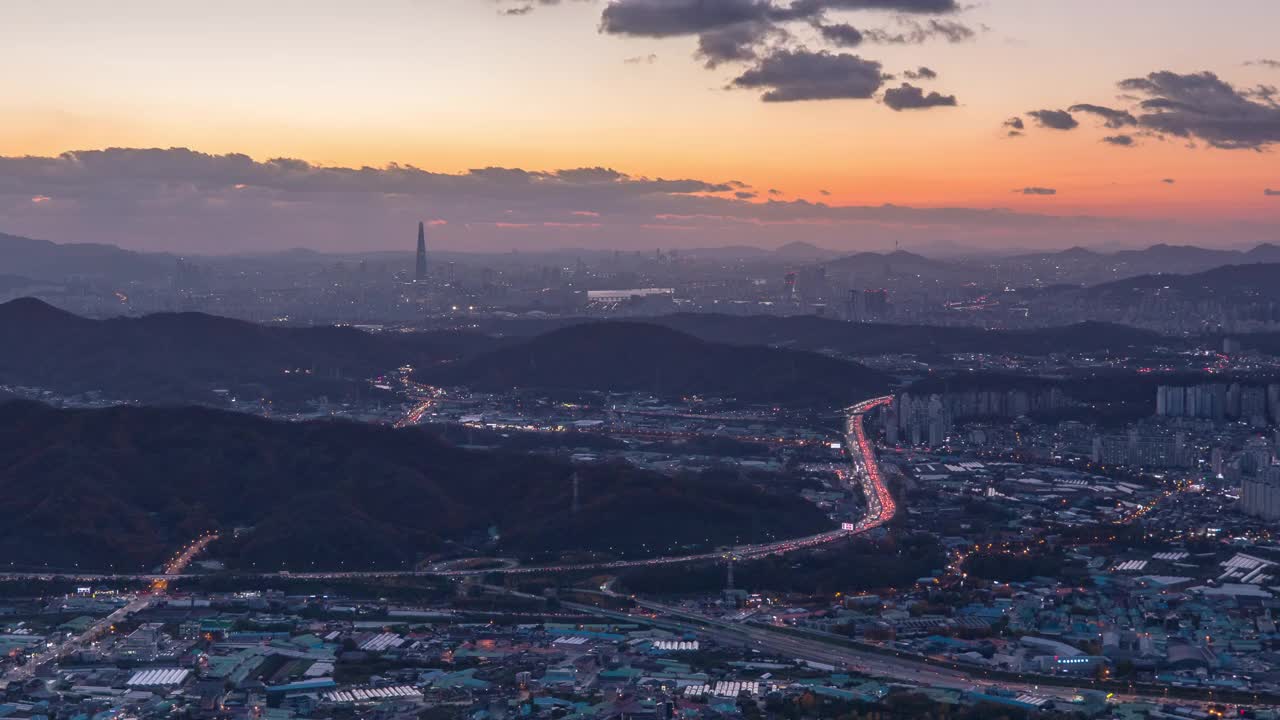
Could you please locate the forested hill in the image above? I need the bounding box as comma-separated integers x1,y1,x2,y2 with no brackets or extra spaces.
425,320,892,407
0,401,833,572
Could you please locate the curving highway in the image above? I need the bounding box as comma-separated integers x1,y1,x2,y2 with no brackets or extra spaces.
843,396,896,534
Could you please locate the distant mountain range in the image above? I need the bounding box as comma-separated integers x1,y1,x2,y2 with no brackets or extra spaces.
659,315,1173,356
0,298,481,405
424,321,893,407
1083,262,1280,301
0,401,832,571
819,249,973,281
1004,243,1280,284
778,243,1280,288
673,241,841,262
0,232,174,282
6,228,1280,286
799,242,1280,285
0,230,842,279
458,314,1171,359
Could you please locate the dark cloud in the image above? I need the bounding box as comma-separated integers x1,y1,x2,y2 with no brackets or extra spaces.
1118,70,1280,150
1267,188,1280,196
599,0,966,106
731,49,884,102
735,190,758,199
495,0,584,16
1016,187,1057,195
696,20,784,67
1245,59,1280,69
814,17,971,49
597,0,798,69
1028,109,1078,130
600,0,782,37
814,21,864,47
554,167,629,183
1101,134,1135,146
768,188,782,195
1068,103,1137,129
819,189,832,195
0,148,741,207
903,66,937,80
599,0,960,38
1162,178,1176,184
882,83,956,111
794,0,960,12
7,148,1278,254
1003,116,1024,130
860,18,974,44
1247,84,1280,103
623,53,659,64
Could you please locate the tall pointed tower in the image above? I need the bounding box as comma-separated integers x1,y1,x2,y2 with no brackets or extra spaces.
415,221,428,282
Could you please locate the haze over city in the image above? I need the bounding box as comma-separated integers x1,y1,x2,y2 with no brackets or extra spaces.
3,0,1279,253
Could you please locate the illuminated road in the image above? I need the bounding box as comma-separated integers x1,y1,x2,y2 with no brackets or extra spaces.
2,533,218,683
394,393,441,429
394,400,434,428
391,374,449,429
841,396,896,534
0,397,896,584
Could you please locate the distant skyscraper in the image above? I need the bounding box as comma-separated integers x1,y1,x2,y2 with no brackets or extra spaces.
863,288,889,317
847,289,867,322
415,221,428,282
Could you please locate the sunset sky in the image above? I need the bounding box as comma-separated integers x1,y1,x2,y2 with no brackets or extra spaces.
2,0,1278,253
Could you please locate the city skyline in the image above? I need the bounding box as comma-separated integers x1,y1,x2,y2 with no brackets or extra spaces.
2,1,1279,253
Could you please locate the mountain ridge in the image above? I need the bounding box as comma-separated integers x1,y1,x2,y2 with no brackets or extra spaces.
0,298,481,405
426,320,892,407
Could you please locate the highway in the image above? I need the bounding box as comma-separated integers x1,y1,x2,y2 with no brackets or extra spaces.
394,397,437,429
842,396,896,534
1,532,218,684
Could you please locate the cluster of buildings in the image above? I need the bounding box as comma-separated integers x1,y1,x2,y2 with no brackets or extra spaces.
1157,383,1280,426
778,550,1280,691
0,587,1134,720
894,454,1166,530
1090,429,1194,469
884,389,1068,448
1241,468,1280,522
